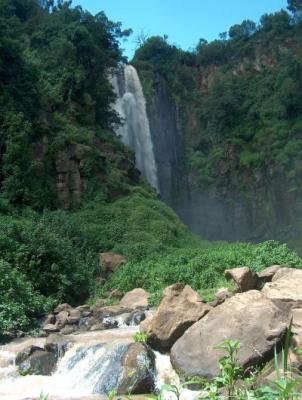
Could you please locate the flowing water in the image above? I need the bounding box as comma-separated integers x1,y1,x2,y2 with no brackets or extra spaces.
111,65,159,192
0,326,202,400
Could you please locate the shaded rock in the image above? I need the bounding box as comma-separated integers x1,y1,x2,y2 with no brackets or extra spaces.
43,314,55,326
118,343,154,395
224,267,258,292
16,346,43,365
257,265,282,283
67,309,82,324
54,303,72,314
140,284,211,351
18,349,57,375
120,288,150,309
262,268,302,302
171,290,290,379
99,252,126,274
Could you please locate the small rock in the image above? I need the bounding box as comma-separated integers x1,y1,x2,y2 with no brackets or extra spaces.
224,267,258,292
17,348,57,376
60,325,77,335
215,288,232,303
103,317,118,329
67,309,81,324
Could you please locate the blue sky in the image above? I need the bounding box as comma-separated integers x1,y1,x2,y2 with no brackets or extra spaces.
72,0,288,59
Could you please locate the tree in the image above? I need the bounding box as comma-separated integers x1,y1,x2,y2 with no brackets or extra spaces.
229,20,256,40
287,0,302,20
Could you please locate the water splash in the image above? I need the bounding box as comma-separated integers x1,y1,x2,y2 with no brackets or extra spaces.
111,65,159,192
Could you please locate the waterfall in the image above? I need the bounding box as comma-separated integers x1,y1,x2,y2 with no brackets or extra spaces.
111,65,159,192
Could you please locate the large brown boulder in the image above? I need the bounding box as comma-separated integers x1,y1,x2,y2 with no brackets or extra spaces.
140,284,211,351
170,290,290,379
120,288,150,309
99,252,126,274
262,268,302,302
224,267,258,292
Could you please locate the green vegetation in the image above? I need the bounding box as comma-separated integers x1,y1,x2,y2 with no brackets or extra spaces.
133,5,302,193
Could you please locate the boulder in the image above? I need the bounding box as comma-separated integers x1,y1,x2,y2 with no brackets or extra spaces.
118,343,154,395
140,284,211,351
99,252,126,274
170,291,290,379
262,268,302,302
93,305,132,318
257,265,282,283
17,348,57,376
224,267,258,292
120,288,150,309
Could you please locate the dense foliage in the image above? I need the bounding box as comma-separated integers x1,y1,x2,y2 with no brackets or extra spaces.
0,0,131,208
133,8,302,189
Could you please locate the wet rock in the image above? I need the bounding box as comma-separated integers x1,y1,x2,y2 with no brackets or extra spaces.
257,265,282,283
224,267,258,292
103,317,118,329
118,343,155,394
262,268,302,302
93,305,132,319
75,304,91,314
43,313,55,326
171,291,290,379
141,284,211,351
90,323,105,331
99,252,126,274
45,334,71,356
126,310,146,326
120,288,150,309
17,348,57,376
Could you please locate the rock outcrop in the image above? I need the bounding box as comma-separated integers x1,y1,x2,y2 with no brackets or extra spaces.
140,284,211,351
170,290,290,379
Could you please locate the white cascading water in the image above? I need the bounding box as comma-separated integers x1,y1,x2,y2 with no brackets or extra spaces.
0,327,202,400
111,65,159,192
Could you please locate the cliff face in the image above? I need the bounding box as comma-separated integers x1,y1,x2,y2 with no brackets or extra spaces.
137,25,302,242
